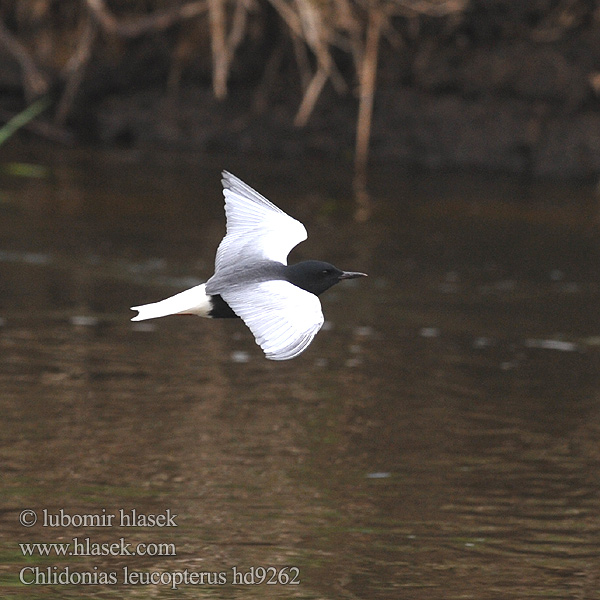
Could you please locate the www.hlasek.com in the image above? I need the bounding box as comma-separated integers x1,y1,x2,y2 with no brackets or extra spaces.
20,538,175,558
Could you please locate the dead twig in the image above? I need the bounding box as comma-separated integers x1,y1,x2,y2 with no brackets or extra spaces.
209,0,251,98
291,0,348,126
391,0,468,18
209,0,229,99
265,0,303,37
353,7,384,221
253,41,285,113
55,17,98,126
0,16,48,102
294,67,328,127
85,0,208,38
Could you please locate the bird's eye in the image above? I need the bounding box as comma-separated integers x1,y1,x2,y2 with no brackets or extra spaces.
322,269,331,275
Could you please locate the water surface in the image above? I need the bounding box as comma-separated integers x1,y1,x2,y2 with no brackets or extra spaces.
1,148,599,598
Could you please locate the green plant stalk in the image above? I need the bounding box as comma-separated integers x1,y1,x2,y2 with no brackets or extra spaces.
0,96,51,147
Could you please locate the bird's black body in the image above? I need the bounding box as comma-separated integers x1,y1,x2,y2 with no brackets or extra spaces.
207,260,364,319
208,294,238,318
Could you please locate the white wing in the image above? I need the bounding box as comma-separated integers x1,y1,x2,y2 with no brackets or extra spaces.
221,280,324,360
214,171,307,270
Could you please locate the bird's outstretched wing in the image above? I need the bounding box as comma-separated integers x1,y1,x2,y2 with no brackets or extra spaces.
220,280,324,360
215,171,307,270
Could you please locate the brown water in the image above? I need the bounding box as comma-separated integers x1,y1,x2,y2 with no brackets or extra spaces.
1,147,600,599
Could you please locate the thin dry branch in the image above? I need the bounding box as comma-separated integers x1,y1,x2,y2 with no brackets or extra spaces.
390,0,468,17
209,0,228,98
55,17,97,126
355,7,383,175
291,0,349,126
208,0,250,98
353,7,384,220
292,34,313,91
228,0,251,51
294,67,329,126
85,0,208,38
265,0,303,36
0,16,48,101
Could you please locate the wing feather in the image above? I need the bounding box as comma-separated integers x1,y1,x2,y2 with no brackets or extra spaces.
215,172,307,270
221,280,324,360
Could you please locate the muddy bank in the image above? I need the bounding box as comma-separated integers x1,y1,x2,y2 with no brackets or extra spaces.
92,85,600,180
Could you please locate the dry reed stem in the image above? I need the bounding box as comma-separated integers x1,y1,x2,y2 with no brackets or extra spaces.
55,17,97,126
355,7,383,176
391,0,467,17
228,0,251,53
288,0,348,125
264,0,303,36
209,0,229,98
294,67,329,126
85,0,208,38
218,0,252,97
353,6,383,220
0,16,48,101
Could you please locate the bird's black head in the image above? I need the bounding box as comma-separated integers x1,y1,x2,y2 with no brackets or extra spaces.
285,260,367,296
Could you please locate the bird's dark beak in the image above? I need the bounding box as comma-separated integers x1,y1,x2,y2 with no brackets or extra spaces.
339,271,368,280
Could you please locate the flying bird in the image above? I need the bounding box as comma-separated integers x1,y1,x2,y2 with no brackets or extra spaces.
131,171,367,360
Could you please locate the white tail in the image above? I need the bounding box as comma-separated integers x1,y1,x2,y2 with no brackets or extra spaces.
131,283,211,321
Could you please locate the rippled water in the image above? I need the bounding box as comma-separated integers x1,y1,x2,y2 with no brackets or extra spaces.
1,147,599,598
